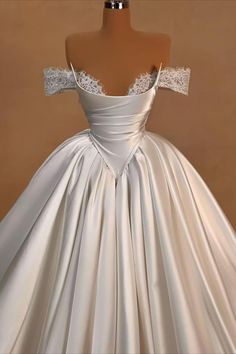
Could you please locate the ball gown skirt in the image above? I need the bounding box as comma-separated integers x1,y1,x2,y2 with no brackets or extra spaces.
0,62,235,354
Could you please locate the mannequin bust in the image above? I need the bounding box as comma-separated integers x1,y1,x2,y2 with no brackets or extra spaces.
65,0,171,96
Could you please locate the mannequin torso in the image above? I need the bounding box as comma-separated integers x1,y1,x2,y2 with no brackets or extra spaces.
65,6,171,96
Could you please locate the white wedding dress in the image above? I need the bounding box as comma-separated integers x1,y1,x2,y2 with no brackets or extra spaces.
0,60,235,354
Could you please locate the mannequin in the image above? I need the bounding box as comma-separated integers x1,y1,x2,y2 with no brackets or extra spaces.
65,0,171,96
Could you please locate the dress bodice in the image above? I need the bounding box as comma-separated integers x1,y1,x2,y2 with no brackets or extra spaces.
43,63,191,179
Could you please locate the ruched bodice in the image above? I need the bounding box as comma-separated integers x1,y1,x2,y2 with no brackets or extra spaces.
70,61,162,178
43,62,191,179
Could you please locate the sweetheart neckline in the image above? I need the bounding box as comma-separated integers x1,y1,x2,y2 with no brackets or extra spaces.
69,61,163,99
72,68,158,96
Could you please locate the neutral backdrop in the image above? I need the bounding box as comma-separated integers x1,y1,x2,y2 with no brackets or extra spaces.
0,0,235,229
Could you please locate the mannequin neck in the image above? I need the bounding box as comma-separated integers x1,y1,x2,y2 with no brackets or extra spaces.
100,7,133,36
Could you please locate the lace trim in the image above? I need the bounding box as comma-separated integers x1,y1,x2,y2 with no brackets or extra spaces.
158,66,191,95
43,67,77,96
43,66,191,96
128,71,157,95
76,70,107,95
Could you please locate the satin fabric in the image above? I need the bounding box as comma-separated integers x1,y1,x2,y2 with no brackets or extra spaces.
0,71,236,354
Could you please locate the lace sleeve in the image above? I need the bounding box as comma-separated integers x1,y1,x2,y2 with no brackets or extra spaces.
43,67,77,96
159,66,191,95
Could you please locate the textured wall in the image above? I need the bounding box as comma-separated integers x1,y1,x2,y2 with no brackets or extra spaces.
0,0,235,228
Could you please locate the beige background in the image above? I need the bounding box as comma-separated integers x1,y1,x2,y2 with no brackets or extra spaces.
0,0,235,228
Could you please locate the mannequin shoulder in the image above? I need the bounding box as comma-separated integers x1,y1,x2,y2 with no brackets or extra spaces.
151,34,171,67
135,30,171,43
153,32,171,43
152,33,171,50
65,33,85,52
65,32,93,69
65,31,97,46
134,31,171,62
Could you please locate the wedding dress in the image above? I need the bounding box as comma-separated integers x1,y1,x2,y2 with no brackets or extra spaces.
0,60,235,354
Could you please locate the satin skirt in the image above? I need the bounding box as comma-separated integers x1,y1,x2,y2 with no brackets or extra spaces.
0,128,235,354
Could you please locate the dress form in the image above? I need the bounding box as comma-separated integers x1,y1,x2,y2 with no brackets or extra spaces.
2,5,236,352
65,0,171,96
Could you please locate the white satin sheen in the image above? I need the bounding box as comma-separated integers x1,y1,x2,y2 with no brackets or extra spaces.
0,69,236,354
80,87,156,179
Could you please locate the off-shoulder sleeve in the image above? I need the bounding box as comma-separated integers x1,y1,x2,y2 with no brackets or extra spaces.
159,66,191,95
43,67,77,96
